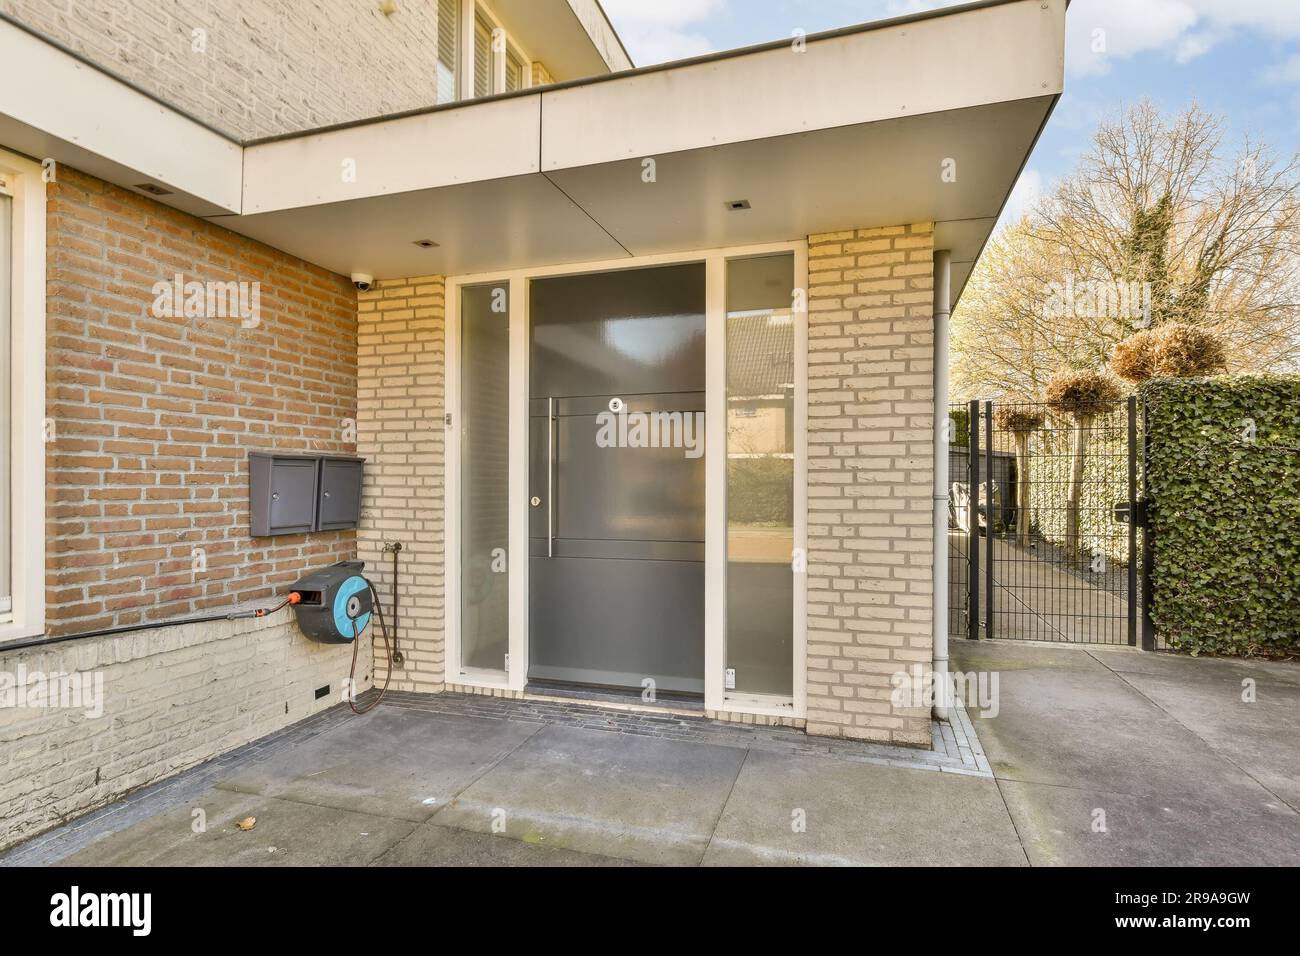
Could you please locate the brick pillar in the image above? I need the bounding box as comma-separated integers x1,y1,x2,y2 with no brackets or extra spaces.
804,224,936,746
356,276,447,692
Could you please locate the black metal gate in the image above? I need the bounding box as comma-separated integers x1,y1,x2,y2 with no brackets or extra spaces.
948,397,1146,645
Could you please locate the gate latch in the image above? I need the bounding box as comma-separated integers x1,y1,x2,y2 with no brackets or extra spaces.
1112,499,1148,527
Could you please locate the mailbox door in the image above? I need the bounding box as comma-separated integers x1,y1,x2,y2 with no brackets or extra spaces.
317,459,363,530
268,458,318,534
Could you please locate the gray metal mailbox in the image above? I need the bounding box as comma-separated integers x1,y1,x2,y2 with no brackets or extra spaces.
317,457,365,531
250,453,318,537
249,453,366,537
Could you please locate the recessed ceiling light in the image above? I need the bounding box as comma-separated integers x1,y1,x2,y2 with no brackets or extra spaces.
134,182,173,196
726,199,751,211
412,239,440,248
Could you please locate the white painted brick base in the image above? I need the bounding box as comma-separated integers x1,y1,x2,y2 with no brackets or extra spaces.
0,617,370,851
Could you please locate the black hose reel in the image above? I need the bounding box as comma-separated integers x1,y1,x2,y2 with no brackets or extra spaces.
290,560,374,644
289,560,395,715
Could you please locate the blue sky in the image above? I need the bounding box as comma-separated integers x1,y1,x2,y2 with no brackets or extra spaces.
602,0,1300,220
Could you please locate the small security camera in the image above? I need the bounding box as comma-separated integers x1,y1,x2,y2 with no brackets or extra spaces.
351,273,374,292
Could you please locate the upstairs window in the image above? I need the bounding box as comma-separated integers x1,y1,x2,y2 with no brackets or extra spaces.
469,4,529,99
436,0,460,104
473,11,493,98
505,47,523,92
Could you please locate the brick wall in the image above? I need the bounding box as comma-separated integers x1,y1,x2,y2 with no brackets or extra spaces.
0,614,373,851
0,162,376,853
0,0,453,140
46,166,359,637
805,224,936,746
356,277,447,693
531,61,556,86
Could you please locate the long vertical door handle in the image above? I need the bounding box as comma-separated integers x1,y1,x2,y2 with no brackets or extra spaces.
548,397,555,558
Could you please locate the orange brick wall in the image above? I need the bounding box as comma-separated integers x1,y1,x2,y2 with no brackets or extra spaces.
45,167,359,637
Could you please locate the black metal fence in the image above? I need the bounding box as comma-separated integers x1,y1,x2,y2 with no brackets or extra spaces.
948,398,1145,645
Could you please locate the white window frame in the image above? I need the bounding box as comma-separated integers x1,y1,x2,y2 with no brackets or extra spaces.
460,0,534,100
445,241,808,720
0,148,47,643
434,0,462,104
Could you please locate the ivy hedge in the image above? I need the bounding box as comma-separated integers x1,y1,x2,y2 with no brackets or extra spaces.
1144,375,1300,656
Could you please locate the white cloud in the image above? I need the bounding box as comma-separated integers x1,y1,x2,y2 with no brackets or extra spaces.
600,0,727,65
1174,30,1219,63
1066,0,1300,77
1263,54,1300,86
1182,0,1300,35
1067,0,1199,77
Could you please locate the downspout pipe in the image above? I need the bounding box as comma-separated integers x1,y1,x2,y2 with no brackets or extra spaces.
932,250,952,720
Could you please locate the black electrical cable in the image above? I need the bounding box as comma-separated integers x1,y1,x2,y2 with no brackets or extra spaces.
0,595,303,654
348,585,393,715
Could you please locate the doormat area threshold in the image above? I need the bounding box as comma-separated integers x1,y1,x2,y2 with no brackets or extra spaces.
522,680,707,714
382,690,992,777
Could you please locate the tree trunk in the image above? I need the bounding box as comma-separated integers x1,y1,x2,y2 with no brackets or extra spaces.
1014,431,1032,546
1064,414,1092,562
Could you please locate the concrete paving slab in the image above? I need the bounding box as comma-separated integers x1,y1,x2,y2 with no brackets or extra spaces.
997,778,1300,867
951,641,1254,798
54,789,416,867
1087,644,1300,686
373,821,642,867
216,708,543,822
431,724,747,866
953,639,1300,866
701,749,1026,866
1086,653,1300,810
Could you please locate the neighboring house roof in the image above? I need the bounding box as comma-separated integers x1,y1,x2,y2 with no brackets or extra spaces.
728,314,795,398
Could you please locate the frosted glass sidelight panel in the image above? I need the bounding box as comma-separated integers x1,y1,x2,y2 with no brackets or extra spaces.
436,0,459,104
460,282,510,674
0,194,10,613
725,254,795,696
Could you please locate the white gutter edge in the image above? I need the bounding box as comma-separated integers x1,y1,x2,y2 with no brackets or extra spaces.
932,250,952,721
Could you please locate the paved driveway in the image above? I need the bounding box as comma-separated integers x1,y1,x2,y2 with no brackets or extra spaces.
952,640,1300,866
3,644,1296,867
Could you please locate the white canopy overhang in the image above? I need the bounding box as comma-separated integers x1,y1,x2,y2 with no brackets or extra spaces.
0,0,1065,302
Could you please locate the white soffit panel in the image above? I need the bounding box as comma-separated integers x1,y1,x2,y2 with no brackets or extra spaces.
0,19,242,214
220,174,629,280
544,98,1052,260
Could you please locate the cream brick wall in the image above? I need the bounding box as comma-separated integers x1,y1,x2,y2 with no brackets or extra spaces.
531,61,556,86
0,614,371,851
805,224,936,747
356,277,447,693
1,0,456,140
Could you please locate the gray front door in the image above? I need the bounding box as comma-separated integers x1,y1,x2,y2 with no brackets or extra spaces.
528,263,706,694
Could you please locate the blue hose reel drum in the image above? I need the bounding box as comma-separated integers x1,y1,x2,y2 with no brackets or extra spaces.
291,560,373,644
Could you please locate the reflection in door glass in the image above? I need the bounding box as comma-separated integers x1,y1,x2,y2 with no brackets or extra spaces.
726,254,795,696
461,282,510,674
